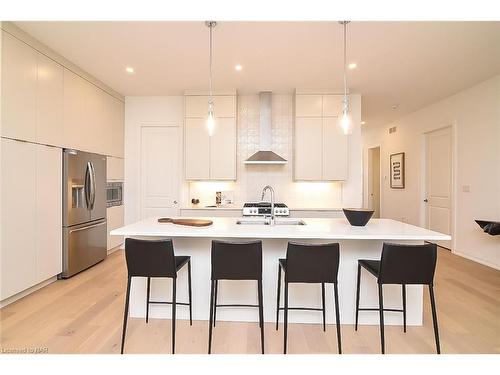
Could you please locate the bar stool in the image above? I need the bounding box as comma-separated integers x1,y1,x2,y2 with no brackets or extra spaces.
355,242,440,354
120,238,193,354
208,240,264,354
276,242,342,354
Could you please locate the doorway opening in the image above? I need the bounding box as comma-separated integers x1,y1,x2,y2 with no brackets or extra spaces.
367,146,381,218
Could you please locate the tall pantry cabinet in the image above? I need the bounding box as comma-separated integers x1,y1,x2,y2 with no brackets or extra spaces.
0,27,124,303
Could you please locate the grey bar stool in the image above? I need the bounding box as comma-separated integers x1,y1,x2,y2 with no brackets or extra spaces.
355,242,440,354
276,242,342,354
121,238,192,354
208,240,264,354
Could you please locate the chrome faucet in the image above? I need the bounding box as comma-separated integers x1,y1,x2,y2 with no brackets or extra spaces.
261,185,275,225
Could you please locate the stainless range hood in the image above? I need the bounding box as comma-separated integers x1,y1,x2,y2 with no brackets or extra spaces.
245,92,287,164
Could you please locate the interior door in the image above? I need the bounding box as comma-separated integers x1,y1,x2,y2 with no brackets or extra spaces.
140,126,181,219
367,146,381,218
425,127,452,249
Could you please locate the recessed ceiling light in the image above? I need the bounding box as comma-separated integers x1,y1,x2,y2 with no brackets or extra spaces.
348,62,357,70
361,121,366,125
235,64,243,71
392,104,399,110
125,66,134,74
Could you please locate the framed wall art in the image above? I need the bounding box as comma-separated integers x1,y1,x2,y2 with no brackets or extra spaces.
390,152,405,189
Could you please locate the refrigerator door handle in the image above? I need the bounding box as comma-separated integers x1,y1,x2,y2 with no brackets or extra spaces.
90,162,96,210
68,220,107,234
85,162,92,209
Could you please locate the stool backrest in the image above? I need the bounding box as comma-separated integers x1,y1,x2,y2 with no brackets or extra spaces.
125,238,177,278
285,242,340,283
211,240,262,280
379,242,437,285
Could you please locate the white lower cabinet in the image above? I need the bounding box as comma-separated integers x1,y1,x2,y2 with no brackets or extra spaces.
107,205,124,251
1,139,37,299
35,144,62,281
1,139,62,301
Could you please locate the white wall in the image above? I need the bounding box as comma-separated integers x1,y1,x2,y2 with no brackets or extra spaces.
362,75,500,269
125,93,363,223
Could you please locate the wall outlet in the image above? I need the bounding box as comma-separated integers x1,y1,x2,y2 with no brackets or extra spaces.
389,126,397,134
462,185,470,193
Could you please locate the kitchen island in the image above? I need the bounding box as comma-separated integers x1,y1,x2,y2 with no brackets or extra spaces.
111,217,450,326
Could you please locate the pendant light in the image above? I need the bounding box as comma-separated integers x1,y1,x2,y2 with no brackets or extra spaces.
205,21,217,136
339,21,351,135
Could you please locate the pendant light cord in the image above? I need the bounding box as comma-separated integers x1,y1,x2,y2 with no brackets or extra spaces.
209,23,213,105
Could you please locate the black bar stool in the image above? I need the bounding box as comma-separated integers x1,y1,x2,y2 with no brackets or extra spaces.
276,242,342,354
355,242,440,354
121,238,193,354
208,240,264,354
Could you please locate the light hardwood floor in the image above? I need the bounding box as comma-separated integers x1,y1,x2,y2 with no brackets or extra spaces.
1,248,499,354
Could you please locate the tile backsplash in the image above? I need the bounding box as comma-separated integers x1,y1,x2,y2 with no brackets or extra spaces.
188,94,343,208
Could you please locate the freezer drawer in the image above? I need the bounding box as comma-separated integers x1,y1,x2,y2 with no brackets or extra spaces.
62,219,107,278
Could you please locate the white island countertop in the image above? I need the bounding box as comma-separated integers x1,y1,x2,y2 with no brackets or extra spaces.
111,217,451,241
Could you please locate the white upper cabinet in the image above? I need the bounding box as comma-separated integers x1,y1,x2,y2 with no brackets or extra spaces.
295,95,322,117
36,52,64,146
107,156,124,181
322,95,343,117
294,117,323,180
322,117,348,180
210,117,237,180
1,31,37,142
63,68,124,157
185,118,210,180
294,93,349,181
184,94,237,180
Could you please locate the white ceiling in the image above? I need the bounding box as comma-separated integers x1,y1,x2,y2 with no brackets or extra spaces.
14,21,500,127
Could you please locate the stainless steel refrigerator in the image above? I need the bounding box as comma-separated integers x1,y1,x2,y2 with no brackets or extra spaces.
61,149,107,278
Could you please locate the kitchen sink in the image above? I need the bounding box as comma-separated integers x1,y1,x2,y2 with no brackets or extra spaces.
236,218,306,226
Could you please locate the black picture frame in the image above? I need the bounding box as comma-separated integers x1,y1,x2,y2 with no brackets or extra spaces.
390,152,405,189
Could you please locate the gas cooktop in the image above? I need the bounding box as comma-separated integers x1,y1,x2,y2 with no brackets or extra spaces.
242,202,289,216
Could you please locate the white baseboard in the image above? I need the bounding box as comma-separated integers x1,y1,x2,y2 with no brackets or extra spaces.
107,243,124,255
452,250,500,271
0,276,57,308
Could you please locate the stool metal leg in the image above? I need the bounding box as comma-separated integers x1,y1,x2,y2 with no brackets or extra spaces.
283,281,289,354
321,283,326,332
213,280,218,327
188,260,193,326
276,265,281,331
258,279,265,354
146,277,151,323
429,284,441,354
334,282,342,354
355,264,361,331
402,283,407,333
208,280,215,354
172,277,177,354
378,283,385,354
120,276,131,354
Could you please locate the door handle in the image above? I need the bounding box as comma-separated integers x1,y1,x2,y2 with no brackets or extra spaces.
90,162,96,209
69,220,107,234
424,199,428,203
85,162,92,208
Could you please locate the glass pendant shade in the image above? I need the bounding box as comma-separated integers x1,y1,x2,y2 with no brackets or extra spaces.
340,108,352,135
206,107,215,136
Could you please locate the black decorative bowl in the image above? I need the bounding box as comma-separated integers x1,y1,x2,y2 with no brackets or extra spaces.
343,208,374,226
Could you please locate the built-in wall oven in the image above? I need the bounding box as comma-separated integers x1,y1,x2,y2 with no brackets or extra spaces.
106,181,123,207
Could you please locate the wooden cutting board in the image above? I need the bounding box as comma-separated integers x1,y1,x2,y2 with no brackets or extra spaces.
158,218,213,227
